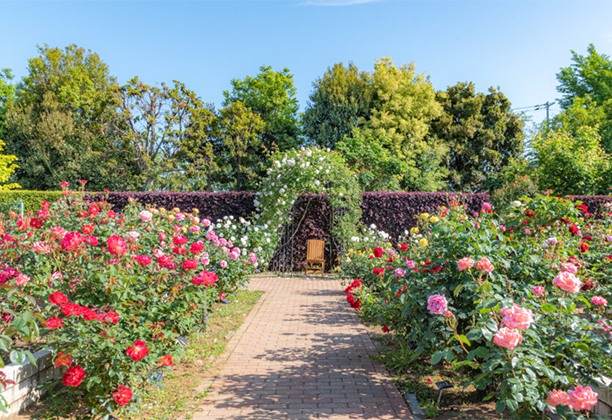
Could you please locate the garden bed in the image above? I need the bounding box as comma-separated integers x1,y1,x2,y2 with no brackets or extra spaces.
12,289,263,420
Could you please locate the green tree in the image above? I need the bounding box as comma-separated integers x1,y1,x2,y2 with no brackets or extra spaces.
0,69,16,143
336,133,406,191
554,44,612,152
110,77,216,191
355,57,445,191
531,127,609,195
429,82,524,192
557,44,612,109
0,139,19,191
223,66,301,152
4,44,120,190
302,62,372,149
209,101,265,191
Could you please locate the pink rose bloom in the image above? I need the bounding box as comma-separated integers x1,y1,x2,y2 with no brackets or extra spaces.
50,226,68,238
201,258,210,266
533,286,545,296
159,232,167,240
546,237,559,245
388,249,396,256
227,241,234,248
524,229,531,235
229,252,239,260
444,310,454,319
14,274,30,287
189,226,201,233
249,256,258,264
554,272,582,294
561,262,577,274
475,257,494,273
160,241,167,248
501,304,534,330
493,327,522,349
482,202,492,210
173,225,182,232
395,268,406,277
568,385,598,411
406,260,416,269
457,257,475,272
220,260,228,268
500,225,506,232
146,226,153,231
592,296,608,306
202,219,211,227
52,271,63,281
427,294,448,315
175,213,185,221
33,241,51,254
546,389,569,407
219,238,228,247
140,210,153,222
127,231,140,241
153,248,165,258
232,247,241,254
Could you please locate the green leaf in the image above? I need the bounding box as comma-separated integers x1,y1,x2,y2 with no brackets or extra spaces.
9,350,26,365
541,303,556,312
495,400,505,412
431,351,444,365
458,334,471,346
24,351,37,367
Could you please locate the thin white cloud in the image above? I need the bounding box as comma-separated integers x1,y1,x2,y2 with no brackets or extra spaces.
301,0,383,6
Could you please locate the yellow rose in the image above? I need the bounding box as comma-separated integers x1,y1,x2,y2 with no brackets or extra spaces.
410,227,419,235
193,208,200,214
182,226,188,232
430,216,439,223
419,238,428,248
168,215,175,221
420,213,430,220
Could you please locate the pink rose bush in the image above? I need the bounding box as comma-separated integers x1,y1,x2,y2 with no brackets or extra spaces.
0,186,260,417
340,195,612,418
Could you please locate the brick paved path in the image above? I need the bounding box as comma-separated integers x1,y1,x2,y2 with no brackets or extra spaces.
192,276,414,419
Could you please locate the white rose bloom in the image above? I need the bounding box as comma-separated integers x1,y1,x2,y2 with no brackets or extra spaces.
315,180,320,186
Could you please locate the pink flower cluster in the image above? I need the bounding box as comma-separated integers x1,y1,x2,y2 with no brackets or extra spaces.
547,385,598,411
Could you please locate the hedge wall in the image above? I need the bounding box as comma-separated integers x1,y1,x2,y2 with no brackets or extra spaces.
86,192,257,222
0,190,63,213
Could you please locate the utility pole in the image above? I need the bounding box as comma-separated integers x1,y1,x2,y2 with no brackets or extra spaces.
534,101,556,128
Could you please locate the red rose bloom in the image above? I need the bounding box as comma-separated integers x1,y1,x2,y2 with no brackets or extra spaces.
190,241,205,254
82,225,94,235
88,204,100,216
102,311,120,324
126,340,149,361
373,247,383,258
158,354,173,366
201,271,218,287
173,235,188,246
133,255,152,266
107,235,127,256
569,224,580,236
63,365,85,387
107,211,117,219
49,292,69,306
61,232,83,251
54,352,73,367
580,242,590,253
157,255,176,269
400,243,408,252
30,218,43,229
82,308,99,321
112,385,133,406
45,317,64,329
61,303,84,317
182,259,198,270
85,236,100,246
172,246,187,255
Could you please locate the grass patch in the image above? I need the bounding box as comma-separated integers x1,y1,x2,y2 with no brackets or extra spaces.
130,289,263,420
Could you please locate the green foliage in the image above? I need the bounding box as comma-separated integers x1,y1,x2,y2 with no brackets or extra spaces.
223,66,301,153
430,82,524,192
355,58,446,191
111,77,217,191
0,140,19,191
4,44,119,190
531,127,609,195
490,174,540,211
0,190,61,212
0,69,16,142
209,101,265,191
301,62,373,149
336,133,406,191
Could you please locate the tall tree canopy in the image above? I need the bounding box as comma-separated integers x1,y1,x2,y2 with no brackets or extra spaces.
0,69,16,143
354,57,445,191
301,62,372,149
554,44,612,152
4,44,119,190
429,82,524,192
223,66,300,152
110,77,216,191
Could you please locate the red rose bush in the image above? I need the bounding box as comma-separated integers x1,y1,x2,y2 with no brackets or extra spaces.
0,185,259,417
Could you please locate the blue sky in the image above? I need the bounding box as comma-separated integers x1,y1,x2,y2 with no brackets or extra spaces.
2,0,612,124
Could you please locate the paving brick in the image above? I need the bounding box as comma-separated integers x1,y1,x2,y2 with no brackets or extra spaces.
193,276,414,419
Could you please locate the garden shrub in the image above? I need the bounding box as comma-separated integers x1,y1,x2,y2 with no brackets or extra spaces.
342,195,612,419
0,183,259,418
0,190,62,212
